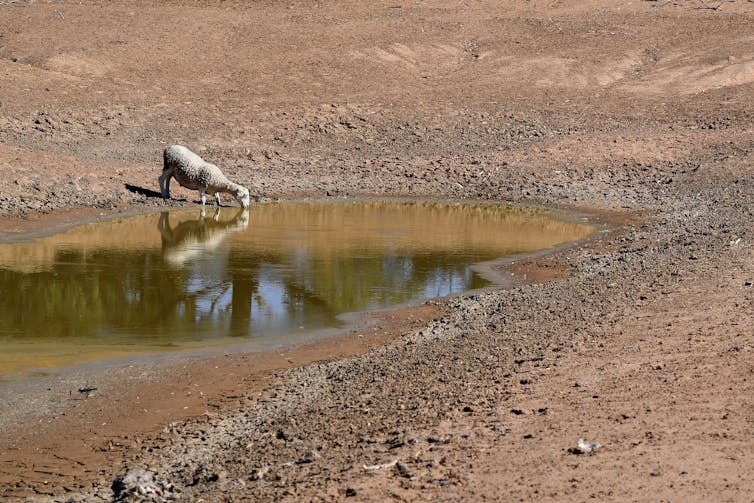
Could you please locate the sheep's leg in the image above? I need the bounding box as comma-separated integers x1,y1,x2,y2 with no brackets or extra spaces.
158,172,172,199
199,188,207,205
214,193,223,207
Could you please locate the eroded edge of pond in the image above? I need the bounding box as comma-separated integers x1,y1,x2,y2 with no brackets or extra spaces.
0,197,626,451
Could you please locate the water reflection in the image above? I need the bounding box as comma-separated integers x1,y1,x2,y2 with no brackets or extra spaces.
158,208,249,266
0,201,595,377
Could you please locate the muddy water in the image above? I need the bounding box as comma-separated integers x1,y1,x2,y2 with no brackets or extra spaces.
0,201,595,379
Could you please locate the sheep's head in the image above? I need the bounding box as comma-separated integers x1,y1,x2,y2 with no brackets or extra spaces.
236,186,251,208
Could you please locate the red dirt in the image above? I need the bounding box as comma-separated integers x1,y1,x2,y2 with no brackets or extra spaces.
1,1,753,501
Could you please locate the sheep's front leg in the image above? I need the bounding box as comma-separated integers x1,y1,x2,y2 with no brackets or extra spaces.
199,188,207,205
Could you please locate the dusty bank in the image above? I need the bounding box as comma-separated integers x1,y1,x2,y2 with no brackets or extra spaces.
0,0,753,501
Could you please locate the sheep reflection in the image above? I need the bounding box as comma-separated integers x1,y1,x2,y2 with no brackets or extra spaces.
157,208,249,266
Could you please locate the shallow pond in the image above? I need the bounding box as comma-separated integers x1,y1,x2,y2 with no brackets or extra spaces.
0,200,595,379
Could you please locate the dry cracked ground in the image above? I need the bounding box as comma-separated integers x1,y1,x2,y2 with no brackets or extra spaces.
0,0,753,501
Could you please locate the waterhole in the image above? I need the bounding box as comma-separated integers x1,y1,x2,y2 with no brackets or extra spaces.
0,200,595,379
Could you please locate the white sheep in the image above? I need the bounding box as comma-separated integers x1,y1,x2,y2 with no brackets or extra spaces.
159,145,250,208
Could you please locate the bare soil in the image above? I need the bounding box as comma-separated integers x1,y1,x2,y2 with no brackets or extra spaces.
1,0,753,501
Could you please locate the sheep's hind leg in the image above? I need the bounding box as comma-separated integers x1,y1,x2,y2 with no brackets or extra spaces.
214,193,223,207
158,172,172,199
199,188,207,206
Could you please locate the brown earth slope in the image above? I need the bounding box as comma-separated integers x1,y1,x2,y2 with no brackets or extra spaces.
0,0,753,501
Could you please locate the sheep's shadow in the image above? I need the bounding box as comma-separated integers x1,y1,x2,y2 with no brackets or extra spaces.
125,183,190,201
125,183,163,198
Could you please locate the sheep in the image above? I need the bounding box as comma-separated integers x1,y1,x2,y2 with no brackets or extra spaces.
159,145,250,208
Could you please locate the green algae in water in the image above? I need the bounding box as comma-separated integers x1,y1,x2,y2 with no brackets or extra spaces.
0,201,595,378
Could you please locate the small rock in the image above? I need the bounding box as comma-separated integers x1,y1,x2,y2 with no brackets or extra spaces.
394,461,412,478
249,466,270,481
569,438,602,455
297,449,321,464
112,469,175,501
